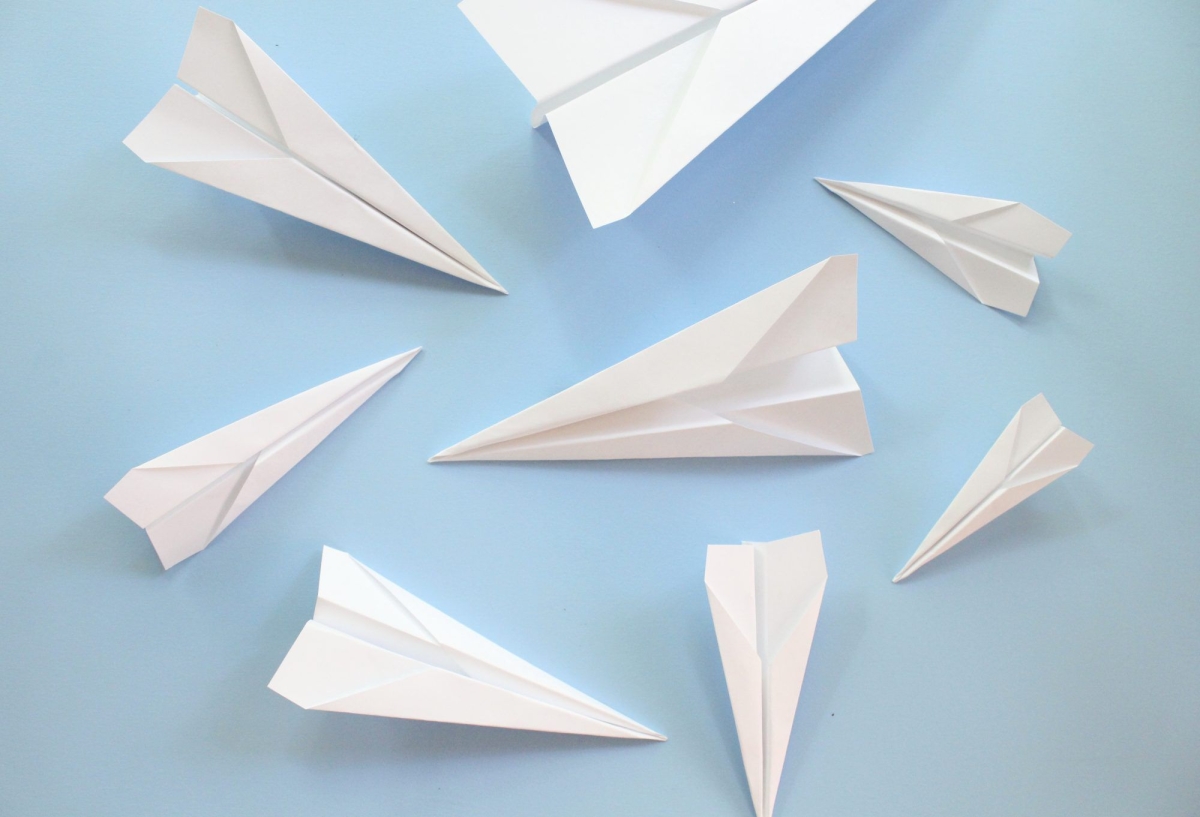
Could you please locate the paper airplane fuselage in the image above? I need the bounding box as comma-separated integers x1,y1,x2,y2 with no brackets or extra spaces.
818,179,1071,316
461,0,878,227
269,547,664,740
431,255,872,462
105,351,418,569
125,8,503,291
894,394,1093,582
706,533,827,817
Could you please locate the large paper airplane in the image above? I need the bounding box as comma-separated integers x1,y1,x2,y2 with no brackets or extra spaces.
894,394,1093,582
706,533,827,817
125,8,504,292
818,179,1071,316
269,547,665,740
105,351,418,569
431,255,872,462
460,0,878,227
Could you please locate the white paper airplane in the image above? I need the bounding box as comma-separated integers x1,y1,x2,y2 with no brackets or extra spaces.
894,394,1093,582
269,547,665,740
818,179,1071,316
460,0,878,227
125,8,504,292
706,532,827,817
430,255,872,462
105,351,418,569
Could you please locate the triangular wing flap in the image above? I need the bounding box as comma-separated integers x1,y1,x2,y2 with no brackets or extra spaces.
909,410,1023,568
638,0,877,203
315,547,437,642
734,255,857,372
941,237,1039,316
267,620,428,710
958,203,1072,258
762,590,823,817
1009,394,1063,470
104,463,240,529
124,85,285,163
386,577,655,734
546,28,715,227
141,352,411,471
216,351,416,529
705,543,764,817
818,179,977,298
228,22,494,281
717,388,873,456
142,460,253,569
176,8,284,142
433,267,820,460
756,533,826,661
1007,428,1093,487
829,181,1015,223
458,0,713,107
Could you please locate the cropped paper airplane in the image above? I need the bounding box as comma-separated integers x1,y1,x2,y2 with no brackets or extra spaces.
269,547,665,740
705,533,827,817
894,394,1093,582
818,179,1071,316
431,255,872,461
460,0,878,227
125,8,503,292
105,350,418,570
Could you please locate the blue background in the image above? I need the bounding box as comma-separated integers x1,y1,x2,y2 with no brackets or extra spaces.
1,1,1197,814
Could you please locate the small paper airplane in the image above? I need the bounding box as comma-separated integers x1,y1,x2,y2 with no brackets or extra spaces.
105,351,418,569
894,394,1093,582
125,8,503,292
430,255,872,462
460,0,878,227
269,547,665,740
706,532,827,817
817,179,1071,316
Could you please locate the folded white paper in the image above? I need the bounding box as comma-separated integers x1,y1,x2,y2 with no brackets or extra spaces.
818,179,1071,316
461,0,877,227
431,255,872,462
894,394,1093,582
269,547,665,740
706,533,826,817
105,351,418,569
125,8,504,292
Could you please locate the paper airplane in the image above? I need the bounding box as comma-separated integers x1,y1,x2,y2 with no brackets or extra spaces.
460,0,878,227
894,394,1093,582
269,547,665,740
706,533,827,817
105,351,418,569
430,255,872,462
818,179,1071,316
125,8,503,292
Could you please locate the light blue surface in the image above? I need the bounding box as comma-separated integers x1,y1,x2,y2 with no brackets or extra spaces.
1,1,1198,814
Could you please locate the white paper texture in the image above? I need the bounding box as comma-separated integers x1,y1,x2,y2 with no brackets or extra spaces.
818,179,1071,316
894,394,1093,582
269,547,665,740
460,0,878,227
105,350,418,569
706,532,827,817
125,8,504,291
431,255,872,462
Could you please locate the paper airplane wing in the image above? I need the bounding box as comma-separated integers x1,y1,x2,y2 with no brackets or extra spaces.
431,255,870,461
125,8,501,291
818,179,1071,316
104,351,417,569
269,547,663,740
462,0,876,226
706,533,826,817
894,394,1093,582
